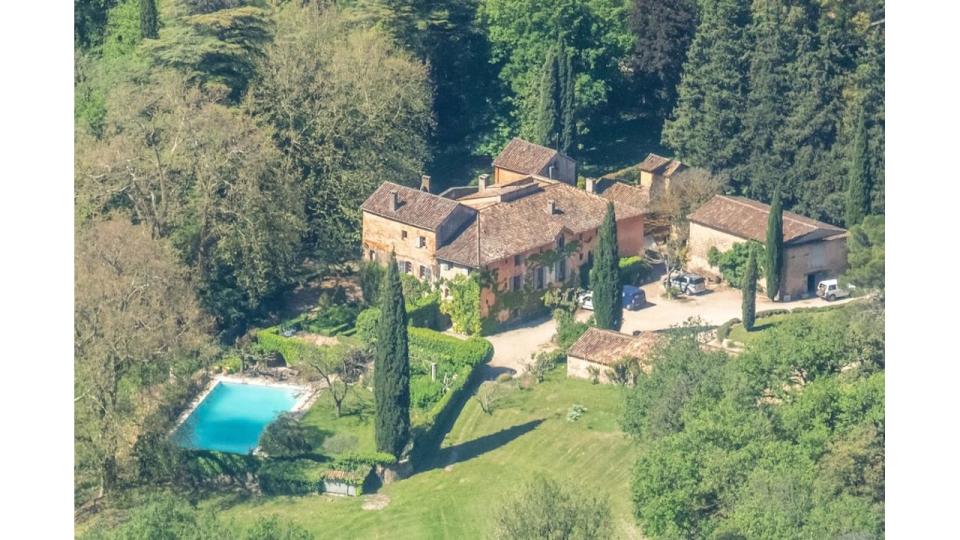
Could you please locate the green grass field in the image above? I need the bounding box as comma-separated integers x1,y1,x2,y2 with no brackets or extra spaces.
206,368,644,539
726,313,792,345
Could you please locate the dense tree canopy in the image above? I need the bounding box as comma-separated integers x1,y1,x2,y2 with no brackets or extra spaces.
248,3,433,263
844,214,884,290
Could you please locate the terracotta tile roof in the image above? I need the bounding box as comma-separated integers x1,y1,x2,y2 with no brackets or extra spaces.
567,328,663,366
596,181,650,213
638,153,675,174
435,181,645,267
688,195,846,245
492,138,567,174
361,182,464,232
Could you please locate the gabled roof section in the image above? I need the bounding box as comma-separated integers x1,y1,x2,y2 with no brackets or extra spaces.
492,138,569,175
567,328,663,366
361,182,464,232
435,181,645,267
688,195,846,245
638,153,700,178
595,180,650,213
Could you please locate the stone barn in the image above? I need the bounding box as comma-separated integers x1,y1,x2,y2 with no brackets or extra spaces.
566,328,662,384
687,195,848,301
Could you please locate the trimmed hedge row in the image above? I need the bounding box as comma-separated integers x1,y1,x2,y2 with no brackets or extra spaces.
255,328,314,365
408,329,494,467
408,327,493,368
716,318,741,342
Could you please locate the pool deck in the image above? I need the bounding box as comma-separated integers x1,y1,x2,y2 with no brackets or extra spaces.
171,373,320,434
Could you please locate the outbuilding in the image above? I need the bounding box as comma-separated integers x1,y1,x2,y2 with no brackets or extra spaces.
687,195,848,300
566,328,662,384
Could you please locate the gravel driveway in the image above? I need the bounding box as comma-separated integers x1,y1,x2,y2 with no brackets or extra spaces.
480,282,853,375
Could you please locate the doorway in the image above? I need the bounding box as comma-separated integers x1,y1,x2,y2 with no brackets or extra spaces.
806,273,817,296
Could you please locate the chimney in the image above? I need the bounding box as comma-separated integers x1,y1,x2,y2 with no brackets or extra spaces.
389,190,399,212
585,177,596,194
420,175,431,193
478,174,489,192
548,165,555,179
547,200,556,215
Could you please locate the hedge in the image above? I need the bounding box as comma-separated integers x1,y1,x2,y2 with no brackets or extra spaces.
619,256,651,285
178,450,263,490
407,330,493,467
258,459,329,495
255,327,314,365
407,292,446,330
408,327,493,368
716,318,741,342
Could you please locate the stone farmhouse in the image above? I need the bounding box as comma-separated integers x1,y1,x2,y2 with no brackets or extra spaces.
637,152,710,196
687,195,848,300
360,139,649,325
566,327,662,384
492,138,577,185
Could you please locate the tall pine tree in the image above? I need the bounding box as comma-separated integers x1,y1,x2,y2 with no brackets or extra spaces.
559,46,575,155
845,107,871,227
590,203,622,330
765,186,784,300
662,0,751,170
742,245,758,330
140,0,158,39
535,49,559,148
628,0,698,119
374,253,411,458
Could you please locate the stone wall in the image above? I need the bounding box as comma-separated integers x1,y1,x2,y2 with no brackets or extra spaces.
361,212,439,281
687,222,742,279
567,356,613,384
781,236,848,300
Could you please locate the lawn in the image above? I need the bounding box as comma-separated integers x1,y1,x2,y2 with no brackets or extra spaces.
726,313,792,345
206,367,644,539
301,387,378,458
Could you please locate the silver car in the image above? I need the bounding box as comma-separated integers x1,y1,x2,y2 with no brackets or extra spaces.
665,273,708,295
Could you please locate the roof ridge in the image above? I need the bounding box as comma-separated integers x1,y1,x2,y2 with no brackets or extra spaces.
719,195,835,231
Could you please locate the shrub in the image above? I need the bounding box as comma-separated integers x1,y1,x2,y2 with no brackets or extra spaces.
553,309,589,351
407,291,443,330
476,381,503,414
492,476,611,539
528,349,564,383
619,256,651,285
566,404,588,422
259,413,312,457
359,261,384,306
587,366,601,384
708,241,766,288
410,376,445,409
756,308,790,319
716,318,741,342
440,274,482,335
607,357,641,386
355,307,380,342
408,327,494,368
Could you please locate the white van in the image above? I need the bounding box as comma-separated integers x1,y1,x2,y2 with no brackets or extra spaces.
816,279,852,301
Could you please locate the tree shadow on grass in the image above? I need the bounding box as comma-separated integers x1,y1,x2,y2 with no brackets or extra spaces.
420,419,545,473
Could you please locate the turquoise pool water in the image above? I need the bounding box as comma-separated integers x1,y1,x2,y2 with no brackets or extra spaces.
173,381,302,454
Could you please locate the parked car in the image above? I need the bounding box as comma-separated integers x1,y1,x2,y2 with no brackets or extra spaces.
663,273,708,295
578,286,647,311
817,279,853,301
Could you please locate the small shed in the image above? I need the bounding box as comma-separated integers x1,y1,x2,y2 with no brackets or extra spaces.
566,328,662,384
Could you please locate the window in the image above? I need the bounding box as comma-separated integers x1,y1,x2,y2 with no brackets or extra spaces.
514,254,523,266
556,235,565,250
440,262,451,271
368,250,376,261
401,230,408,239
398,260,412,274
535,267,545,289
419,265,431,280
511,275,523,291
418,236,426,248
556,259,567,281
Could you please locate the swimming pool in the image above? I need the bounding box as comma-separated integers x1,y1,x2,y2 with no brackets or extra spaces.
172,381,304,454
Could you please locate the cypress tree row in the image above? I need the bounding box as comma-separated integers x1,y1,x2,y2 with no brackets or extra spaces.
140,0,158,39
845,107,871,227
535,49,559,148
765,186,783,300
559,46,575,155
742,245,758,330
590,203,622,330
374,253,411,458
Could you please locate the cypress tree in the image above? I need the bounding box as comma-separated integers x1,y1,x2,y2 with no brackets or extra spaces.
845,107,871,227
742,245,757,331
765,186,783,300
535,49,559,148
559,46,575,155
374,253,410,458
140,0,158,39
590,203,622,330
